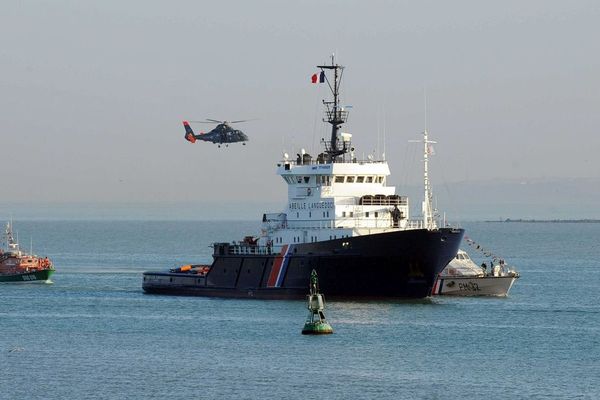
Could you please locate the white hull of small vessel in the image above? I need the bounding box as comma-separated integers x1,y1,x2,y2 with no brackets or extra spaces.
432,275,517,296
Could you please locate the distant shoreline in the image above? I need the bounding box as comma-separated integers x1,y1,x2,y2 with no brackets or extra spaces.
486,219,600,223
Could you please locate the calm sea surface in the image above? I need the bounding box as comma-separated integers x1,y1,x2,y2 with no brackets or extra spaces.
1,221,599,399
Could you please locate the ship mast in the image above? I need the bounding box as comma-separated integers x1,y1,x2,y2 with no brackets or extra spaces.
422,129,437,230
317,54,348,162
4,221,20,253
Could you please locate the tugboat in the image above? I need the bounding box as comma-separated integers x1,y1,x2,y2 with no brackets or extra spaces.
0,221,55,283
143,56,464,299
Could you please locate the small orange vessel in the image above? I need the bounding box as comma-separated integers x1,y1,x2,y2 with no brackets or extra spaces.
0,221,55,283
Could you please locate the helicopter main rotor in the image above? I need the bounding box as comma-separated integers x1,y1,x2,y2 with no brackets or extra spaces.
189,118,256,125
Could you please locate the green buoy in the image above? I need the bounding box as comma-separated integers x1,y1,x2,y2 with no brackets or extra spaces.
301,270,333,335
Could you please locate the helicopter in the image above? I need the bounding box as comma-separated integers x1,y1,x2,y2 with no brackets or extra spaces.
183,119,250,147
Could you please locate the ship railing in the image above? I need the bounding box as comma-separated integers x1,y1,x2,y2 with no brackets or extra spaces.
324,107,349,124
228,244,274,255
359,195,408,206
284,220,336,230
283,218,411,230
262,221,287,231
405,220,426,229
279,157,387,167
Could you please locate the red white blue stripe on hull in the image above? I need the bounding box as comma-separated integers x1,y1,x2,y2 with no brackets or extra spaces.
266,245,292,288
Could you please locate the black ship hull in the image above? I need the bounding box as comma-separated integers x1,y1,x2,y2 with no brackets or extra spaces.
143,228,464,299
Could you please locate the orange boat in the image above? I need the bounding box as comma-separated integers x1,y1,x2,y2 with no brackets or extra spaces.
0,221,55,283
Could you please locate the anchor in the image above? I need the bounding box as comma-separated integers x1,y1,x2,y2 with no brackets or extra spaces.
301,270,333,335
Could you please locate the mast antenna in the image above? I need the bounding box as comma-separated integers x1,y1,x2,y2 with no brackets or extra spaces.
383,107,387,160
424,86,428,132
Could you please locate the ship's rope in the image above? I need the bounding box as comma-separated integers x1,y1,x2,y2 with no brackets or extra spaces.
464,235,506,263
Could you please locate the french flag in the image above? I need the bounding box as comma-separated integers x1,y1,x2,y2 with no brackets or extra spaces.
311,71,325,84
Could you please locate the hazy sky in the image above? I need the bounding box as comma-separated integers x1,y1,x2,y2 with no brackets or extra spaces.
2,1,599,210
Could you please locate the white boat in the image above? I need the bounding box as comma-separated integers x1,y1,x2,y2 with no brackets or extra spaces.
432,250,519,296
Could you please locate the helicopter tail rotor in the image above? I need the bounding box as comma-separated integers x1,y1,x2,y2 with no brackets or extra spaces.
183,121,197,143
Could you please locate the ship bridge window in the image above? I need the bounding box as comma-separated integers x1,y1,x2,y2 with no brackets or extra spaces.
346,176,355,183
296,176,302,184
335,176,344,183
356,176,365,183
377,176,384,183
319,175,331,186
366,176,374,183
304,176,310,183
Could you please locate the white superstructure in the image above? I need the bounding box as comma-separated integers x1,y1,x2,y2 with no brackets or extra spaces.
259,152,417,250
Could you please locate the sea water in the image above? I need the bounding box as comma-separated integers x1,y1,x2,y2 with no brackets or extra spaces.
1,221,598,399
